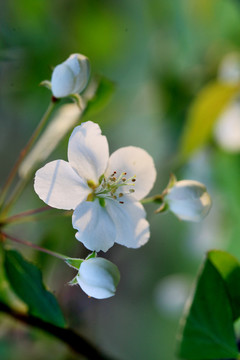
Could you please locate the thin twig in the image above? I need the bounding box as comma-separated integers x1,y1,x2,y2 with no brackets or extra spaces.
1,231,66,260
3,206,52,224
0,99,58,210
0,301,115,360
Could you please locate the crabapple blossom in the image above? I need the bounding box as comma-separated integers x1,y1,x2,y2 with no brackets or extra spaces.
34,121,157,252
164,180,211,222
51,54,90,98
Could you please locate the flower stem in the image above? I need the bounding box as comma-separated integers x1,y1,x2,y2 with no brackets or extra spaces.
0,300,115,360
2,206,51,225
0,231,66,260
0,98,58,211
141,195,163,204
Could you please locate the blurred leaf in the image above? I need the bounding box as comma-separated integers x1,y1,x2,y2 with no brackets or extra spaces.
177,256,238,359
19,103,81,179
180,81,240,160
208,250,240,321
0,247,26,311
4,249,66,327
83,76,115,118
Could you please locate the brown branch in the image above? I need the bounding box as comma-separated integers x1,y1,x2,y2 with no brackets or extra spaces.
3,206,51,224
0,301,116,360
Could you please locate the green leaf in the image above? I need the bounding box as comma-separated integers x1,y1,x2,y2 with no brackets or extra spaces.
208,250,240,321
180,81,240,160
4,249,66,327
177,257,238,359
83,76,115,118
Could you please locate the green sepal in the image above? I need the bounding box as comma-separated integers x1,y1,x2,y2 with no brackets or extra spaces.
155,202,168,214
86,252,97,260
64,258,83,270
39,80,52,90
69,94,84,110
68,276,78,286
166,173,177,189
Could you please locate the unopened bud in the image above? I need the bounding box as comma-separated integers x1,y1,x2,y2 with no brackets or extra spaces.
77,257,120,299
164,180,212,222
51,53,90,98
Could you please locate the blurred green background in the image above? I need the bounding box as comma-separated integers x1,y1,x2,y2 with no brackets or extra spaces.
1,0,240,359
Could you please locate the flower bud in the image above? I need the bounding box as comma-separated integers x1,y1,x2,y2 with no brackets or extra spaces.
51,53,90,98
164,180,212,222
77,257,120,299
214,101,240,153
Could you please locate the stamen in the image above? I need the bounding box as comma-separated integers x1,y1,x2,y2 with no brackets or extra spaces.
94,170,137,203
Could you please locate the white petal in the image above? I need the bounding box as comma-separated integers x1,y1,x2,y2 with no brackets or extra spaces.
51,63,75,98
68,54,90,94
77,257,120,299
105,146,156,200
68,121,109,184
106,199,150,248
34,160,89,210
72,200,115,252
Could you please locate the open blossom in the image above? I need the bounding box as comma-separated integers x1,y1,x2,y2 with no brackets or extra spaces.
51,53,90,98
34,121,156,252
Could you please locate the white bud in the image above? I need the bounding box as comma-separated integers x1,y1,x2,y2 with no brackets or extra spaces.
164,180,212,222
77,257,120,299
51,53,90,98
214,101,240,153
218,53,240,84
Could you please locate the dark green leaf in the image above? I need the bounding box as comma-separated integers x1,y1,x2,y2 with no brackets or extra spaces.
208,250,240,321
4,249,66,328
180,81,240,160
177,258,238,359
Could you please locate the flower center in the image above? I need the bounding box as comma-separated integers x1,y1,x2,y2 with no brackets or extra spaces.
87,171,136,205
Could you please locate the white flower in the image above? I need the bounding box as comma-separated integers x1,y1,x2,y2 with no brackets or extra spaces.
164,180,211,222
214,100,240,152
34,121,156,252
218,53,240,84
51,54,90,98
77,257,120,299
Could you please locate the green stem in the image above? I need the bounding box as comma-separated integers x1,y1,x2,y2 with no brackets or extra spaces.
1,231,66,260
0,98,58,213
141,195,163,204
